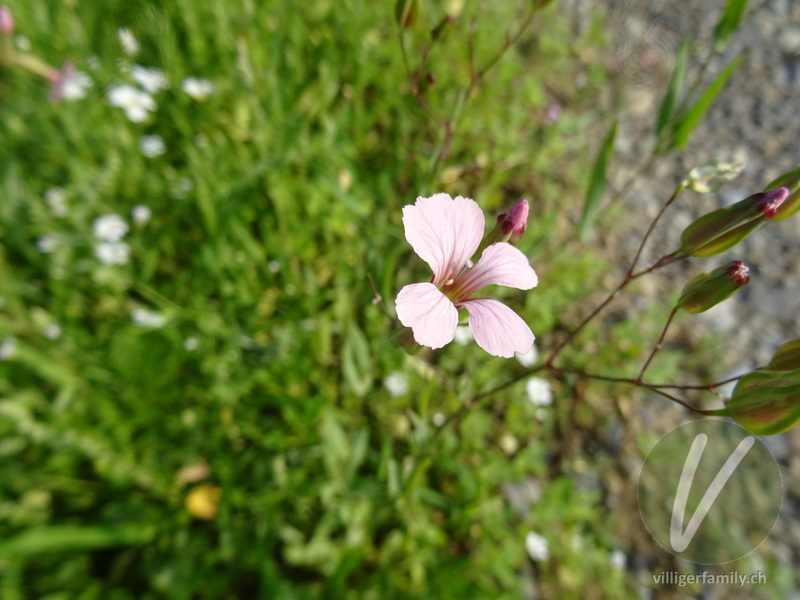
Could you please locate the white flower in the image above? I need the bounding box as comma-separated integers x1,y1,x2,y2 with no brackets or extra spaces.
44,188,68,217
0,336,17,360
107,84,155,122
525,531,549,562
132,65,168,93
37,235,58,253
181,77,214,100
43,324,62,340
432,413,446,427
93,214,129,242
51,66,92,101
132,204,152,224
526,377,553,406
384,371,409,397
453,324,474,346
14,35,30,51
132,308,166,328
515,344,538,367
95,242,130,265
118,28,139,55
172,177,194,198
184,336,199,351
140,135,165,157
609,549,627,570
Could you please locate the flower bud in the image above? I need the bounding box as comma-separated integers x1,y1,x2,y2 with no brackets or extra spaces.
0,6,12,36
499,199,529,244
431,15,454,42
395,0,420,29
766,167,800,221
767,340,800,371
683,161,745,194
0,5,14,35
676,261,749,314
723,368,800,436
678,187,789,256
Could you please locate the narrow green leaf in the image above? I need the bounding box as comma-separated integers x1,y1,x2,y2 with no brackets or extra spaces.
0,525,155,559
672,54,745,150
713,0,749,51
341,322,373,397
578,121,617,240
655,40,690,143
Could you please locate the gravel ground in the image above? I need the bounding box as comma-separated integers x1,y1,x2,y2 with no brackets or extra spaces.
556,1,800,597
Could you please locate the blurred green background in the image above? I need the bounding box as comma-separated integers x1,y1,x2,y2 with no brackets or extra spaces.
0,0,794,598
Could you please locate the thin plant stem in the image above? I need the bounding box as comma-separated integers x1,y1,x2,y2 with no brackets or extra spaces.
637,306,679,382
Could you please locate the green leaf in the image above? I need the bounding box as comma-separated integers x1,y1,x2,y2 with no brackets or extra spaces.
672,54,746,150
713,0,749,51
578,121,616,240
341,322,373,397
655,40,690,144
0,525,155,559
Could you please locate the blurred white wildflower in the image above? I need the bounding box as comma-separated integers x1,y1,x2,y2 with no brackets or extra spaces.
140,135,165,157
107,84,155,122
267,260,280,273
50,63,92,101
432,413,446,427
609,549,627,570
132,65,168,93
44,188,68,217
95,241,130,265
0,336,17,360
535,408,548,422
118,28,139,55
87,55,101,71
132,204,151,224
181,77,214,100
184,336,199,351
525,531,549,562
526,377,553,406
453,324,473,345
384,371,409,397
172,177,194,198
132,308,166,328
43,323,62,340
499,434,519,455
515,344,538,367
93,214,129,242
14,34,30,51
37,235,58,253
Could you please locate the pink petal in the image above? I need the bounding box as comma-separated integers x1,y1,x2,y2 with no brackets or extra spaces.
463,298,534,358
395,283,459,350
455,242,537,296
402,194,485,285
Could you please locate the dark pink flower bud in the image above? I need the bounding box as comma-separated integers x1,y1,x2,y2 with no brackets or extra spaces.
676,261,750,314
0,6,12,36
499,199,529,243
756,186,789,218
678,187,789,257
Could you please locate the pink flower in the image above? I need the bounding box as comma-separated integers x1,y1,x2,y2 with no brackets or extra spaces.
395,193,538,358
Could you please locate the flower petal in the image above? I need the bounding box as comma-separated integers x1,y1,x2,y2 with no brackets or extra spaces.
463,298,534,358
402,194,485,284
395,283,458,350
455,242,537,296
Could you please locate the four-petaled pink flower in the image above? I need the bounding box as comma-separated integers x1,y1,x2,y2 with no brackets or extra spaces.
395,193,538,358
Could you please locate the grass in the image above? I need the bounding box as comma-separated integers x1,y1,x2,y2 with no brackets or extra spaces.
0,0,795,598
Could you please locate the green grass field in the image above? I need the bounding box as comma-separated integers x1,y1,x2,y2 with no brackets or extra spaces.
0,1,794,598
